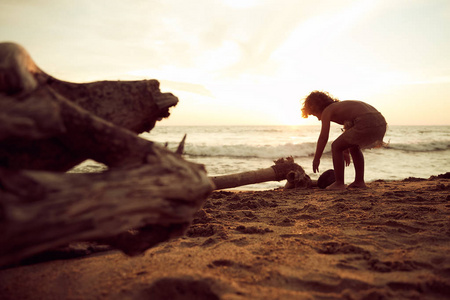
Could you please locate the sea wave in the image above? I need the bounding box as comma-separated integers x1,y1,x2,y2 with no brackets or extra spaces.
184,142,318,159
386,141,450,152
182,139,450,159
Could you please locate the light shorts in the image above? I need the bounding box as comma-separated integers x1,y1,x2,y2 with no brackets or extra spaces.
341,112,387,149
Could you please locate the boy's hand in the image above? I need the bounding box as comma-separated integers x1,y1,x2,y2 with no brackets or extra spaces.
313,158,320,173
344,150,351,167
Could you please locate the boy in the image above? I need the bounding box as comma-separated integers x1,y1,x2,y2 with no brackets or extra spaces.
301,91,387,190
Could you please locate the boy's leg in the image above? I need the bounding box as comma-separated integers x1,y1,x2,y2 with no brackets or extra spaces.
328,135,352,190
348,146,367,188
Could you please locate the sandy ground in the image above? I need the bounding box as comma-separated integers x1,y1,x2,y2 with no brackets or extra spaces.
1,176,449,299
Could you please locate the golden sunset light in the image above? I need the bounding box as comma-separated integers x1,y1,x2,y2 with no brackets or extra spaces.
2,2,450,298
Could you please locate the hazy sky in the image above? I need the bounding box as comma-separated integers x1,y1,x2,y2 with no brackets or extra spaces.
1,0,449,125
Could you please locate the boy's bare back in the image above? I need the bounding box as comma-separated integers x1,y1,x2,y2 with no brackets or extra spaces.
322,100,381,126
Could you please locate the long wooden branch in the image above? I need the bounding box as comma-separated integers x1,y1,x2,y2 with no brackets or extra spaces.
211,168,279,190
211,157,313,190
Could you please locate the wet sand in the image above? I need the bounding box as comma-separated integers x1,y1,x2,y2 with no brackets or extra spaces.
1,176,449,299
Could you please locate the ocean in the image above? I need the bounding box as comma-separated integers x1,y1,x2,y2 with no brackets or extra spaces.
73,125,450,190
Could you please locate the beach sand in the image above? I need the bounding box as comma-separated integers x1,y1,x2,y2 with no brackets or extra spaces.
1,176,449,299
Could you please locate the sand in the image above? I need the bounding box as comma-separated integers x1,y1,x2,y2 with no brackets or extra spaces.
1,176,449,299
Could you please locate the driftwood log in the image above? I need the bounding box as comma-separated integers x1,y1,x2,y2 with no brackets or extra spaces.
0,42,214,266
211,157,313,190
0,42,179,171
0,151,212,266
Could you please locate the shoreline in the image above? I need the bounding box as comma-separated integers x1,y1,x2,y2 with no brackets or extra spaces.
1,175,449,299
219,174,448,192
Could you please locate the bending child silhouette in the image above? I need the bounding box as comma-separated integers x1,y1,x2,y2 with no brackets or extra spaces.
301,91,387,190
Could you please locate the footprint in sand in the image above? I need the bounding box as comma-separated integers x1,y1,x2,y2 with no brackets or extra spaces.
137,277,220,300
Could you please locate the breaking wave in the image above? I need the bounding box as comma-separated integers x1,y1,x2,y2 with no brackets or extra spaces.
184,142,318,159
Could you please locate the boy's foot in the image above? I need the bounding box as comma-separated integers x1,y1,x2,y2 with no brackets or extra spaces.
348,181,368,189
326,182,347,190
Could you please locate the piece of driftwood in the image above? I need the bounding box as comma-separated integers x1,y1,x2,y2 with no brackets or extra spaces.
0,42,214,266
211,157,312,190
0,42,178,171
0,152,213,266
176,134,187,155
0,86,158,170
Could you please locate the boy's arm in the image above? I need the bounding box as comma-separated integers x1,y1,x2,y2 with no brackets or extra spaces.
313,114,331,173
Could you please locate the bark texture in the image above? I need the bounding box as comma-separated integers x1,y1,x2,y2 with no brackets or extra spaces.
0,42,178,171
0,153,213,266
0,42,214,266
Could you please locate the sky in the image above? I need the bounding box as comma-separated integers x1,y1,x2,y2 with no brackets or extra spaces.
1,0,449,126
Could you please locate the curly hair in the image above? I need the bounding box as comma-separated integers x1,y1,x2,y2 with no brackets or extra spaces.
301,91,339,118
